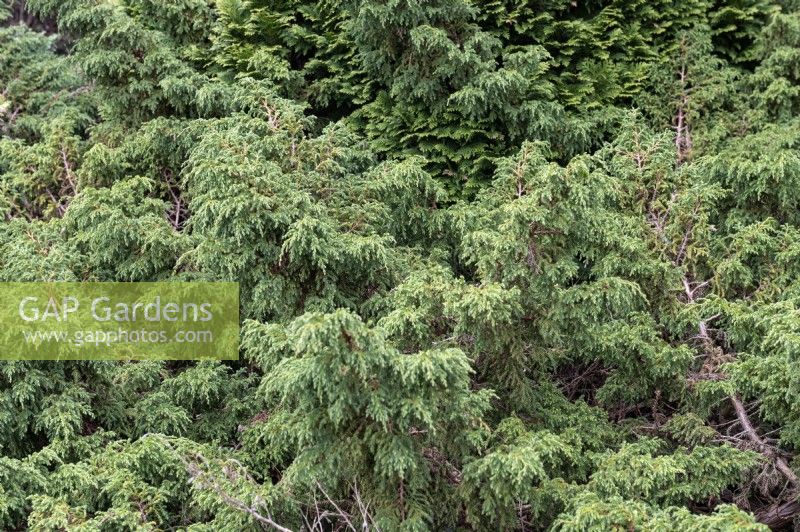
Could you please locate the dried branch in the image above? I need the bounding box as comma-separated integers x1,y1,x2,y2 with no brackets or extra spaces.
755,499,800,529
730,394,798,486
150,436,293,532
680,272,799,522
60,145,76,193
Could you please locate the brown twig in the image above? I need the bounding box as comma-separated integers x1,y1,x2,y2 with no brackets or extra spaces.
730,394,798,486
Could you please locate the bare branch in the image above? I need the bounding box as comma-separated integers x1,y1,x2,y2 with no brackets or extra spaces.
315,481,357,532
730,394,798,486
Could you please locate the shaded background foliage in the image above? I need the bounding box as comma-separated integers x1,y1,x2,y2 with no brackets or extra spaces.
2,0,800,530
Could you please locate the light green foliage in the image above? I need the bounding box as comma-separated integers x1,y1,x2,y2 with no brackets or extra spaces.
554,495,767,531
242,309,492,529
2,0,800,530
0,24,93,220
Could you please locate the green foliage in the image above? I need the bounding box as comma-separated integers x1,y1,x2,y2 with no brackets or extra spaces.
241,309,492,529
554,495,767,531
0,24,93,220
3,0,800,530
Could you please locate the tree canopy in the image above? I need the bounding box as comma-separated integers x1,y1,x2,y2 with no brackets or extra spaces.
2,0,800,529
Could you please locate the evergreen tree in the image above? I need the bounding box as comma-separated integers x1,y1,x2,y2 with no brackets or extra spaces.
2,0,800,530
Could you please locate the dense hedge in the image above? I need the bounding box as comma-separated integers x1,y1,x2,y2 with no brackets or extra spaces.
2,0,800,529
